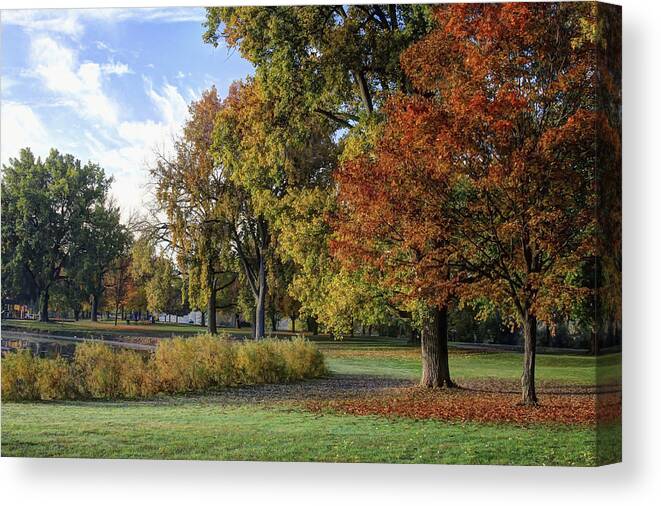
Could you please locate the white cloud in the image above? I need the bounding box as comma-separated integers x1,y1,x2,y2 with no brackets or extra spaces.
144,78,189,128
84,81,192,217
1,10,84,38
2,8,205,39
30,35,119,125
94,40,116,53
101,60,132,76
1,102,57,165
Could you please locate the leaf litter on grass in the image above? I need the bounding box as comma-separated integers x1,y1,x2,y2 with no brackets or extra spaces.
305,385,621,426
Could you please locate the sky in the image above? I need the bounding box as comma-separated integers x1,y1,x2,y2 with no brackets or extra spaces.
0,7,254,218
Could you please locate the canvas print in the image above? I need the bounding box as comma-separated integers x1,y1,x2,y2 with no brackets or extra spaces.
0,2,621,466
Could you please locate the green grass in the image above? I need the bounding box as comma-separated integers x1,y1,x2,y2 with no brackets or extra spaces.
1,327,620,465
0,399,620,465
324,349,621,386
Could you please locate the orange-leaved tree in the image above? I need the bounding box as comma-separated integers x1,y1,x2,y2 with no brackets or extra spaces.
334,2,620,403
397,2,619,404
332,94,461,388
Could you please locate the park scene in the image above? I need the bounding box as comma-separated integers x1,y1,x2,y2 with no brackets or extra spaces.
1,3,621,466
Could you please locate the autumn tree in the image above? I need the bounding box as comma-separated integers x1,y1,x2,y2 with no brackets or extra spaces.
332,95,460,388
131,235,186,319
151,87,235,334
386,2,620,404
204,6,432,334
105,253,133,326
212,78,337,338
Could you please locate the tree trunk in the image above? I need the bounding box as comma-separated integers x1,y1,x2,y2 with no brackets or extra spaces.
307,316,318,335
208,293,217,335
73,309,80,321
91,295,99,322
521,313,538,405
254,254,267,339
114,300,119,326
590,329,599,356
39,289,49,322
291,317,296,333
420,305,454,388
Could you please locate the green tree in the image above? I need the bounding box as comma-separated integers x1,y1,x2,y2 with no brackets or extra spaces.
70,199,131,321
1,148,111,321
131,235,186,318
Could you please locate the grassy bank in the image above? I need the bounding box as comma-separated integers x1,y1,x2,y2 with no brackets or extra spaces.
0,400,620,465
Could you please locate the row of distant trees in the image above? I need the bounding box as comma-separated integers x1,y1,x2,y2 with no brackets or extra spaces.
0,147,305,330
0,149,182,325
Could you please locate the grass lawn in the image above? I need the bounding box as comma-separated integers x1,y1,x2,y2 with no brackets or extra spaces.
0,400,620,466
322,348,622,386
1,324,621,465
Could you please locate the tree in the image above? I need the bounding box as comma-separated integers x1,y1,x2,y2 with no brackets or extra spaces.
151,87,235,334
212,79,336,338
105,254,133,326
204,5,432,128
332,95,460,388
71,199,131,321
386,3,619,404
204,6,432,338
131,236,186,319
1,148,111,322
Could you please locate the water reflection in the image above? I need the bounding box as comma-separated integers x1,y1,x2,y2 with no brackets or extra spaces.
1,338,77,359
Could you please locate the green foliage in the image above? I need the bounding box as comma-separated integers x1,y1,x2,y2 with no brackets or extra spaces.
69,199,131,312
204,5,433,127
131,235,186,315
1,148,113,318
2,336,327,401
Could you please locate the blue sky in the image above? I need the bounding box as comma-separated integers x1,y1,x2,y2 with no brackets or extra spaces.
1,7,254,217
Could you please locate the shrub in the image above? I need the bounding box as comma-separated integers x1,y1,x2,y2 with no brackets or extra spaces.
2,335,326,401
236,339,288,384
116,350,154,398
36,356,74,400
280,337,327,381
1,350,41,401
152,337,202,393
192,334,239,387
74,342,122,398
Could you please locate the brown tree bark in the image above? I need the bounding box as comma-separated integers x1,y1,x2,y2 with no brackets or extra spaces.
254,253,267,339
420,305,454,388
91,294,99,322
38,289,49,322
208,292,217,335
521,313,538,405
